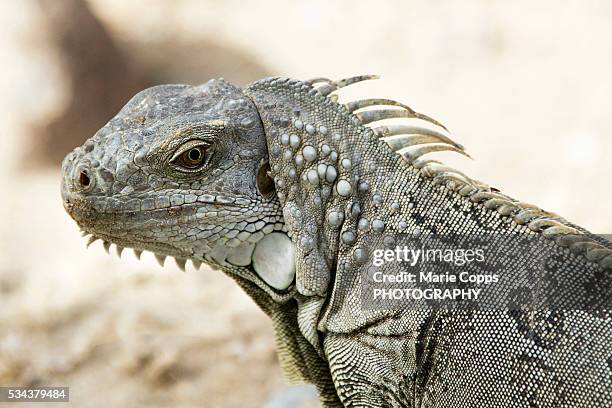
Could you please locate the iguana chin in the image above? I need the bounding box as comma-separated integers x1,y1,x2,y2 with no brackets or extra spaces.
61,75,611,407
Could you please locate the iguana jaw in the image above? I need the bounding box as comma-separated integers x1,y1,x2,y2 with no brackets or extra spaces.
68,210,294,291
61,192,185,258
61,147,294,283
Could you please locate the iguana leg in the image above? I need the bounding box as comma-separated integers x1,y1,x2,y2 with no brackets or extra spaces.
324,330,418,407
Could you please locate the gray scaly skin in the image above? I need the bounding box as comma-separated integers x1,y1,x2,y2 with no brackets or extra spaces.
61,76,611,407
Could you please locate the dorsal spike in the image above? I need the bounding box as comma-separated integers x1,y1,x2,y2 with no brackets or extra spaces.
115,245,124,258
334,74,379,89
191,259,202,270
382,134,459,152
431,172,472,187
305,77,332,86
356,109,447,130
357,108,448,130
316,83,337,96
345,98,409,113
356,109,414,124
402,144,472,163
411,158,443,169
317,75,380,97
374,124,461,149
421,162,473,181
102,241,111,254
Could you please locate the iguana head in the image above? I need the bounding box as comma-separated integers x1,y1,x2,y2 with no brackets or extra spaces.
61,79,295,298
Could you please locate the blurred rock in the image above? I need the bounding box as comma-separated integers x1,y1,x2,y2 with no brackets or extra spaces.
30,0,149,166
29,0,270,167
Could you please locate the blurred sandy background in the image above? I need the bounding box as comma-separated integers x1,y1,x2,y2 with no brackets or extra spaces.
0,1,610,407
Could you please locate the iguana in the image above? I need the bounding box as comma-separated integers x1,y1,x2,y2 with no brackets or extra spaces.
61,75,611,407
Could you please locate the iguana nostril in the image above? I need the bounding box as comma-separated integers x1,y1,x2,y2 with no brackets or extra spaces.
79,170,91,187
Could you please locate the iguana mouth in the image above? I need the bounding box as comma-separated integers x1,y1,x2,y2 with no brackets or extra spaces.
76,223,299,298
62,184,199,267
64,178,296,285
71,214,191,267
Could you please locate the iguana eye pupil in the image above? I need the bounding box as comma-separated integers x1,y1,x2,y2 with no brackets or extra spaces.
171,141,210,171
187,148,201,161
179,147,205,168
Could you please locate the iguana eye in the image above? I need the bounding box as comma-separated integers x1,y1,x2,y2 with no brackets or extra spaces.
171,141,211,171
182,147,205,166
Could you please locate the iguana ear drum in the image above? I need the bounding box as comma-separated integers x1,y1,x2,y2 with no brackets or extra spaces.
256,161,275,199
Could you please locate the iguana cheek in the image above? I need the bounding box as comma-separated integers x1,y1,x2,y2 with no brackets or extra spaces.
251,232,295,290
